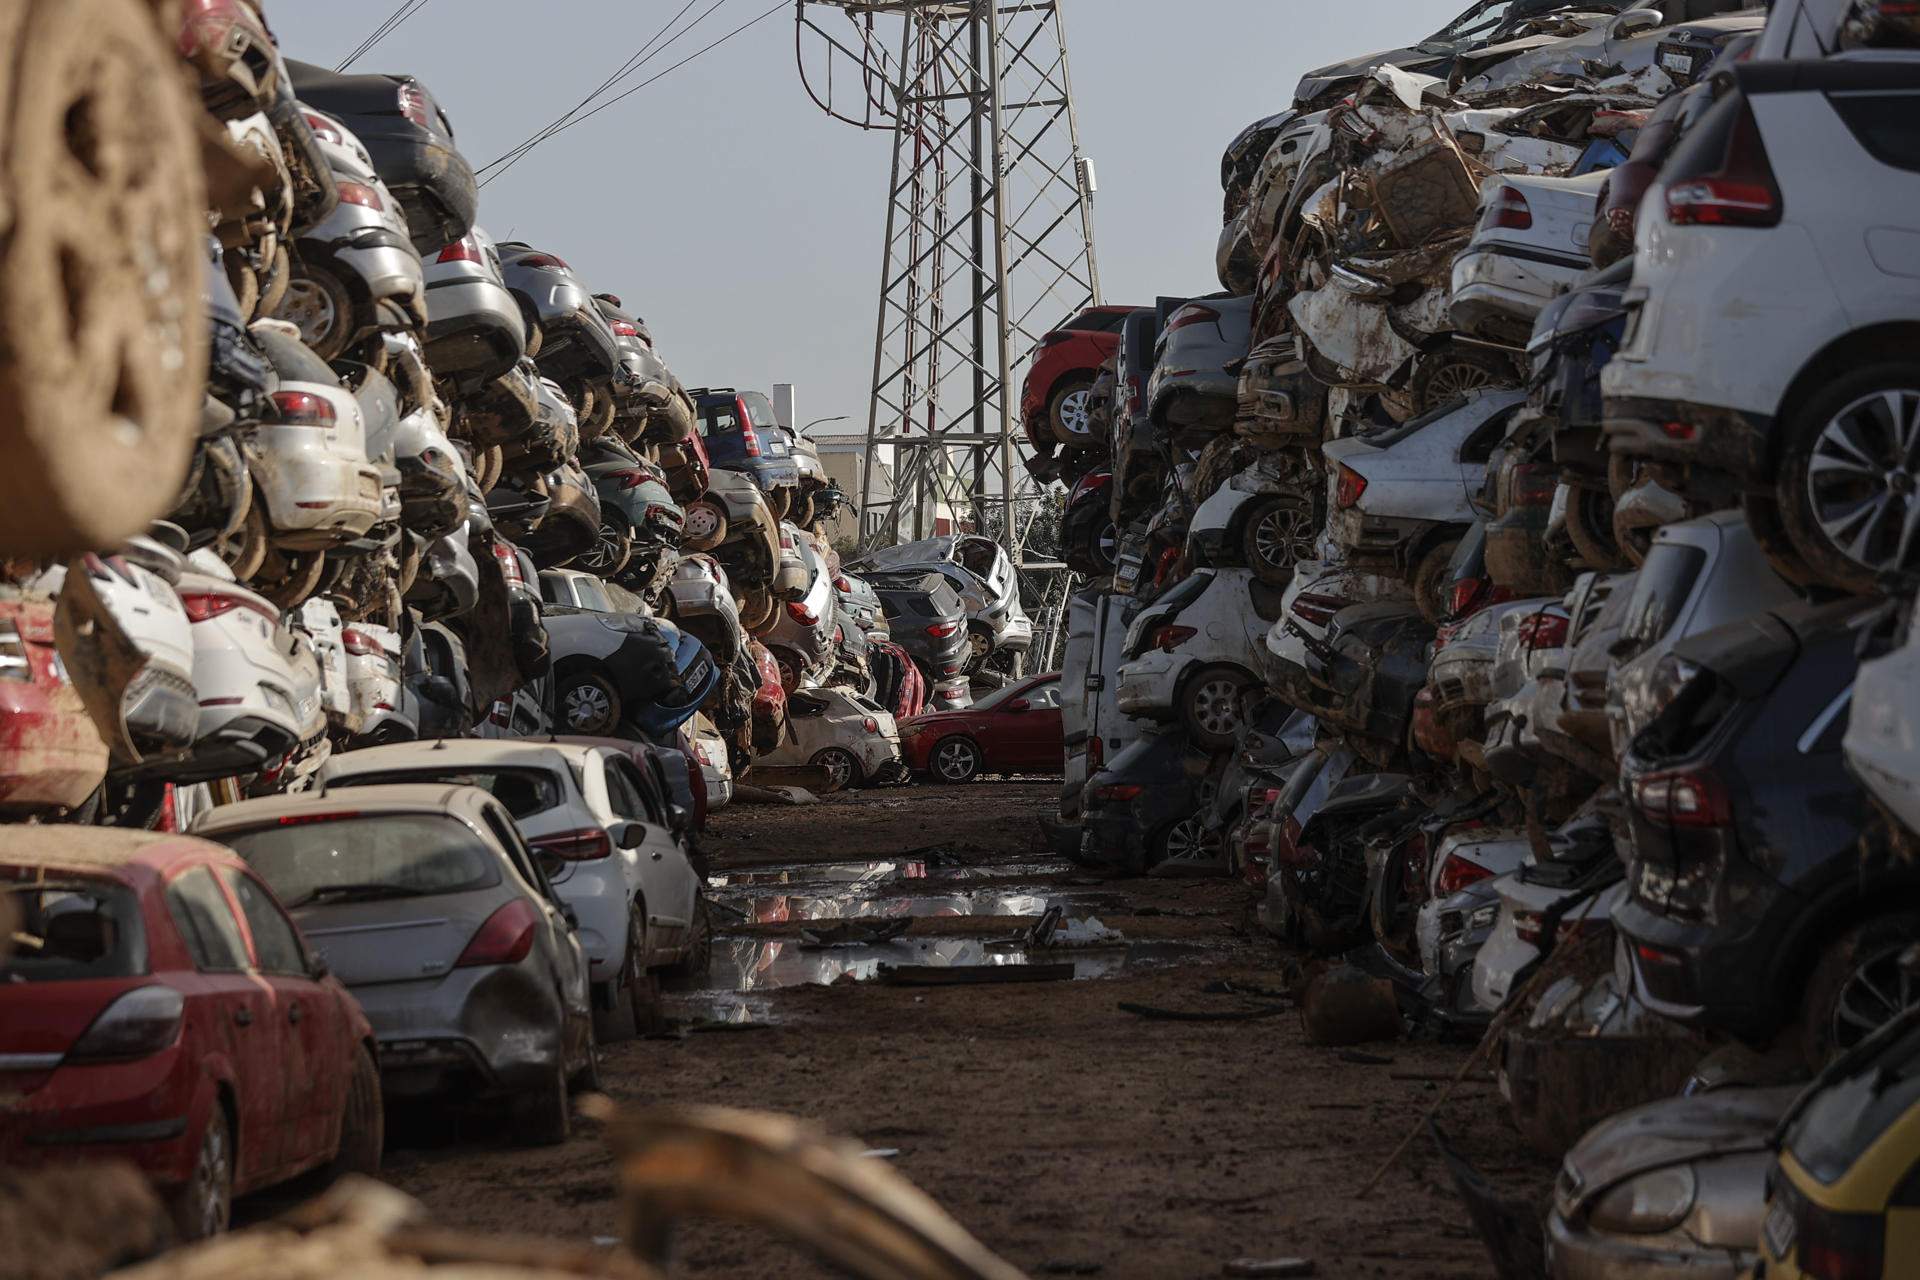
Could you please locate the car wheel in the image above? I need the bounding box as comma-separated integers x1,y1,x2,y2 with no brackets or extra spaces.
593,916,648,1044
811,746,862,792
559,669,622,736
275,269,357,361
511,1068,572,1146
930,735,982,784
768,487,793,519
665,893,713,978
1157,814,1220,865
682,499,728,552
1411,539,1459,624
255,545,327,609
322,1044,384,1181
168,1105,233,1241
570,1035,602,1093
791,491,815,527
1778,366,1920,594
1741,491,1817,588
1565,483,1622,570
738,589,775,632
1181,666,1251,750
221,496,270,582
964,627,993,674
1242,494,1317,587
1049,374,1097,446
1798,911,1920,1069
1409,344,1515,415
774,648,802,693
578,517,634,577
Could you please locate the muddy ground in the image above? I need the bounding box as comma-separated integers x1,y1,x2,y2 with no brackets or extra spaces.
375,781,1552,1278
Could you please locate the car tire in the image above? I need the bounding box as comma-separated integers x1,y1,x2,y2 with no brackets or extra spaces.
791,491,815,527
768,487,793,519
593,916,648,1044
322,1044,384,1182
1156,814,1218,865
773,647,802,693
682,499,728,552
221,496,270,582
1777,363,1920,594
1411,539,1459,624
929,735,981,784
1181,666,1252,750
559,668,622,736
168,1104,233,1242
1409,344,1515,416
511,1068,572,1146
1048,374,1097,446
811,746,863,792
963,626,993,674
1565,483,1622,570
1742,491,1817,588
579,517,634,577
276,268,358,361
664,893,713,978
1797,910,1920,1069
737,589,775,632
1241,494,1317,587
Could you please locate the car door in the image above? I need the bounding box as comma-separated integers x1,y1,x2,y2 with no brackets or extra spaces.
163,864,284,1183
604,755,694,952
215,865,341,1173
1014,678,1066,770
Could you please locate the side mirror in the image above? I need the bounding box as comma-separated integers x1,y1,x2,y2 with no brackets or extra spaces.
613,820,647,850
1610,8,1661,38
308,952,331,980
1006,698,1031,712
561,904,580,931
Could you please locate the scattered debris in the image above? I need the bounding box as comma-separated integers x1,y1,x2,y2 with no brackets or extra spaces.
802,919,916,948
1118,1001,1292,1023
1298,964,1402,1047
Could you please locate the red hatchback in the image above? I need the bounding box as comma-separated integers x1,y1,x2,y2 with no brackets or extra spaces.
901,673,1065,783
0,829,380,1240
1020,305,1137,450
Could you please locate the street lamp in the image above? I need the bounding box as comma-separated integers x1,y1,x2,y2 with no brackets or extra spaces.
800,415,849,437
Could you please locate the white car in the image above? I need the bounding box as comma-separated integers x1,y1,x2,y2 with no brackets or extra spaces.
1602,55,1920,589
759,686,903,791
1323,389,1524,619
319,739,705,1038
173,555,305,782
759,528,836,690
293,595,351,731
341,620,413,744
1473,875,1626,1013
1114,567,1279,749
682,711,734,811
1846,597,1920,840
1450,169,1608,345
540,568,621,614
1185,452,1322,587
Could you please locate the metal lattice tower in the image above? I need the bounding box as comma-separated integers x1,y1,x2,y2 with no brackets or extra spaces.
797,0,1100,562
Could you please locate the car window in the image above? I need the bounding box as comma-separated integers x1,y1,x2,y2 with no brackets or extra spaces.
613,757,667,824
477,804,544,892
326,767,564,820
578,578,614,613
166,866,250,972
1026,681,1062,710
602,756,650,821
702,402,742,435
217,867,308,975
739,391,781,430
217,814,501,909
1619,542,1708,654
1831,91,1920,173
0,880,147,982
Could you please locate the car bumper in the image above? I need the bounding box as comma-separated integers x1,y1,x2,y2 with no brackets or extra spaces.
1449,246,1587,343
424,277,525,382
0,1049,199,1184
1612,896,1785,1038
1546,1212,1753,1280
1114,650,1187,720
249,442,384,548
1601,394,1771,480
350,963,567,1097
1327,509,1435,569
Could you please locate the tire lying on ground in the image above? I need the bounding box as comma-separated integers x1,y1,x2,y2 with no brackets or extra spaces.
0,0,208,556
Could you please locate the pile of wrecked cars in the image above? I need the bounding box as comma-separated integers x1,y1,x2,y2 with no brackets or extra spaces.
1040,0,1920,1274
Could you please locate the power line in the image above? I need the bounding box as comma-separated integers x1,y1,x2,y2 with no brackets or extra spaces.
478,0,787,189
336,0,431,72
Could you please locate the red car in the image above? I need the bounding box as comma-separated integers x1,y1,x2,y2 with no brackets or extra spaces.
900,672,1065,783
0,829,381,1240
0,595,107,817
747,638,787,752
1020,305,1137,451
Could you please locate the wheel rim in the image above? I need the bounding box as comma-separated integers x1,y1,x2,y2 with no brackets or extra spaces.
582,525,626,571
1426,359,1497,403
1252,502,1316,571
1190,677,1245,738
935,739,975,781
818,750,853,789
685,506,720,540
1831,942,1918,1051
777,655,799,690
279,278,338,349
193,1119,231,1238
967,631,991,662
1059,388,1092,436
1807,388,1920,572
1095,523,1118,568
565,682,613,731
1163,818,1220,862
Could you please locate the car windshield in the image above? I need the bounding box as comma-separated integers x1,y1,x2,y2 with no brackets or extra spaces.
217,814,501,908
1787,1019,1920,1184
326,768,564,819
0,879,146,982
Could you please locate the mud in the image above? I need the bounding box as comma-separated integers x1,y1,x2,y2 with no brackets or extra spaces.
370,781,1554,1278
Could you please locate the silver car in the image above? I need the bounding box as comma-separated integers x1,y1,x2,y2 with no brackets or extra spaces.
760,529,836,689
1146,295,1254,433
194,783,596,1145
423,224,526,395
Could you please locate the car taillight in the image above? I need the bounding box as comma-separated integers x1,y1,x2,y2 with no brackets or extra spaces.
491,542,526,589
1510,464,1557,506
1485,186,1532,231
741,421,763,457
67,986,185,1062
1154,625,1197,652
1434,853,1495,897
456,899,540,968
611,322,640,338
1514,909,1544,948
1166,304,1220,332
0,618,29,681
1665,100,1780,228
397,83,433,129
437,236,484,264
1291,592,1344,628
1630,769,1732,828
1449,578,1489,618
1517,611,1570,650
270,389,337,428
1092,783,1143,801
1334,464,1367,510
1271,817,1312,868
334,180,384,212
927,621,959,639
835,576,852,592
179,590,279,626
862,717,879,733
787,602,818,627
1088,736,1103,769
529,827,613,862
1794,1203,1885,1280
610,469,650,490
515,252,570,272
341,629,383,657
303,112,344,145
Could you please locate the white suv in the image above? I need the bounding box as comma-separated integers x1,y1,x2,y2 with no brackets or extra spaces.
1602,57,1920,591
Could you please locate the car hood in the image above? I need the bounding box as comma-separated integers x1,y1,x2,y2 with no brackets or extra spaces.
1294,46,1447,102
1560,1087,1800,1214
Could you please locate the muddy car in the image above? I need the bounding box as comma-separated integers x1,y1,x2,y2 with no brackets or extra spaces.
1114,568,1284,750
869,573,975,711
760,686,903,791
1082,729,1212,873
1148,296,1255,436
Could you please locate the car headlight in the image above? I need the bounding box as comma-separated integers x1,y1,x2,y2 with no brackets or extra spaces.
1584,1165,1697,1235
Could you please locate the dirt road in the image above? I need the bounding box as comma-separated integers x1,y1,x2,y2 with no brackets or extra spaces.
377,781,1546,1278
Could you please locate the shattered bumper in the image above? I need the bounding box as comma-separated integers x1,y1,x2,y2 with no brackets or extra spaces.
1114,650,1184,720
1601,395,1771,481
1546,1212,1753,1280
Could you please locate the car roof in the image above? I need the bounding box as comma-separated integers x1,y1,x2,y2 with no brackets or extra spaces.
0,828,231,881
192,783,492,834
324,738,612,774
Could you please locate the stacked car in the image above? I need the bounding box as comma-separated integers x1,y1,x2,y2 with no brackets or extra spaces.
1048,1,1920,1273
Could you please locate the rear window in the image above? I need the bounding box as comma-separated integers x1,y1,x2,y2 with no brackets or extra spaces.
739,392,781,430
218,814,501,909
326,768,564,819
700,402,741,436
1,880,147,982
1830,90,1920,173
1619,543,1708,654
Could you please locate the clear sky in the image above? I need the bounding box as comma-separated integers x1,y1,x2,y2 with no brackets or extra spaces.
272,0,1445,434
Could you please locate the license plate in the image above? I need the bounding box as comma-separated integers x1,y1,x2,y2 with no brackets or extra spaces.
1661,49,1695,74
685,659,711,688
1762,1197,1797,1259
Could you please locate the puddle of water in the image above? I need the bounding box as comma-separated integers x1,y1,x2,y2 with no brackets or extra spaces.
725,889,1105,924
663,989,781,1027
670,935,1201,995
711,860,929,890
